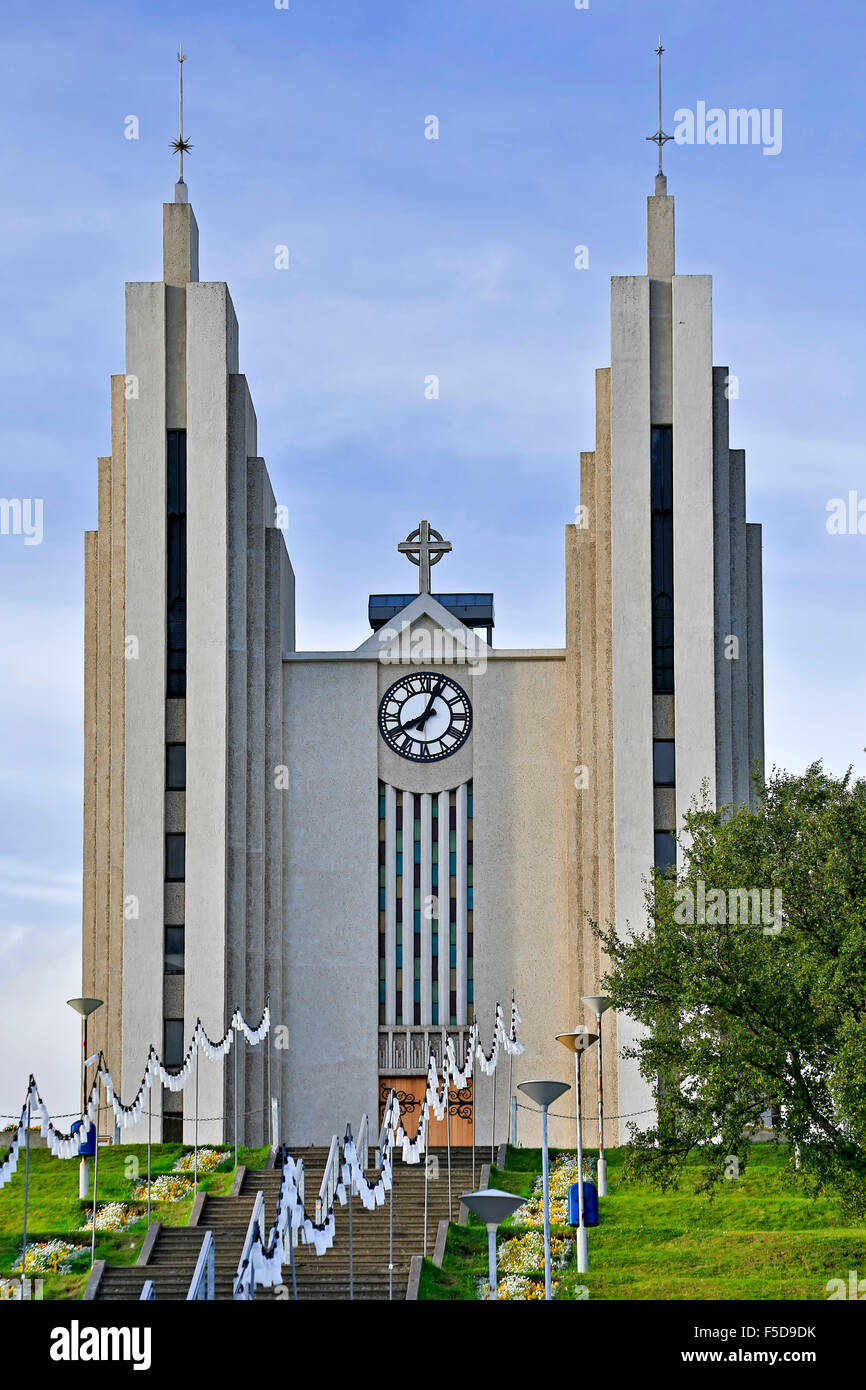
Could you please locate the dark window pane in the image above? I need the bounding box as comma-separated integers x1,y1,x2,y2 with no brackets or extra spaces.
165,833,185,882
651,426,674,693
653,740,676,787
654,830,677,872
166,743,186,790
165,926,185,975
162,1115,183,1143
166,431,187,696
163,1019,185,1069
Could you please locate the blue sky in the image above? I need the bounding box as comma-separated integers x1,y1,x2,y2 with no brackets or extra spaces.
1,0,864,1112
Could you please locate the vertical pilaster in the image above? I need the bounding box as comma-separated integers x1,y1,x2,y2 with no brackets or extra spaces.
610,274,655,1132
713,368,734,808
672,276,717,824
122,281,167,1128
264,527,288,1133
728,450,751,806
746,523,765,800
184,280,238,1142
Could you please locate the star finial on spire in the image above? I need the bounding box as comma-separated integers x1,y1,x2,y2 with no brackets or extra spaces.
645,35,672,179
170,44,193,197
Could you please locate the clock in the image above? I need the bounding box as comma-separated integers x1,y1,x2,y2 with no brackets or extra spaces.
378,671,472,762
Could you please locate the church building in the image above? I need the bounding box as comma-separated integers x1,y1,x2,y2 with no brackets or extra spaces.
80,146,765,1152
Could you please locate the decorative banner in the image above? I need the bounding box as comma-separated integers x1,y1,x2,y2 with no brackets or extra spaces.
0,1110,25,1189
2,1005,272,1165
235,1004,525,1293
3,999,523,1299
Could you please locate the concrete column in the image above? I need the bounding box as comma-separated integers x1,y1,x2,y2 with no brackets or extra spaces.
455,782,468,1025
244,453,267,1143
437,791,449,1027
183,280,239,1143
264,527,287,1133
122,282,168,1131
420,793,433,1024
746,523,765,800
383,785,397,1026
728,450,751,806
672,275,717,824
712,368,734,808
402,793,415,1028
609,275,655,1134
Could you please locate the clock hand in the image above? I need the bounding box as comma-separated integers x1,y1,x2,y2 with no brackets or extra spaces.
412,678,445,731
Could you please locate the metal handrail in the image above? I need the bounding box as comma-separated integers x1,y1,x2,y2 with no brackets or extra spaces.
140,1279,155,1301
315,1135,339,1226
186,1229,215,1301
376,1089,395,1167
356,1113,369,1174
233,1190,265,1301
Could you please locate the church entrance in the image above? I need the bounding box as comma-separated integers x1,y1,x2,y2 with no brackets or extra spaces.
379,1076,473,1147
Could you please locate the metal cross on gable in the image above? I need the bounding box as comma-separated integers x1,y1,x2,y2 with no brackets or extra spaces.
398,520,452,595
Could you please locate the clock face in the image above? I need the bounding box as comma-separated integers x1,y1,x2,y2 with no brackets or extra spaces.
378,671,472,762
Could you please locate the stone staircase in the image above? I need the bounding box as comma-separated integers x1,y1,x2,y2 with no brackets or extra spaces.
265,1145,477,1301
88,1145,478,1301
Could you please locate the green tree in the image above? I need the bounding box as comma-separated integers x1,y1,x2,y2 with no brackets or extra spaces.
597,763,866,1215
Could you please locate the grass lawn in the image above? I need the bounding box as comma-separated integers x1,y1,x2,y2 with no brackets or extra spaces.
0,1141,269,1300
419,1145,866,1301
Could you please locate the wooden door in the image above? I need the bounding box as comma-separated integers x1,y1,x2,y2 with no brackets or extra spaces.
379,1076,473,1147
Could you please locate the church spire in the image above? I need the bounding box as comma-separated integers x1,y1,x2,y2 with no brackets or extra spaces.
163,43,199,287
645,36,674,280
170,44,193,204
645,35,672,193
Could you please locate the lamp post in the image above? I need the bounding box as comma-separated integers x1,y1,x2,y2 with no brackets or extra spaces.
517,1079,571,1300
555,1031,598,1274
460,1188,526,1300
66,997,103,1200
581,995,612,1196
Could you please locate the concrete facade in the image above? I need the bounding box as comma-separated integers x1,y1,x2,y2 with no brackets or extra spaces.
82,174,764,1153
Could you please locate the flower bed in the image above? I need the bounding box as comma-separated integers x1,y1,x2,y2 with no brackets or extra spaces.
476,1274,554,1300
14,1240,85,1275
80,1202,137,1232
173,1147,229,1174
511,1194,568,1228
498,1229,572,1274
131,1174,194,1203
512,1152,595,1226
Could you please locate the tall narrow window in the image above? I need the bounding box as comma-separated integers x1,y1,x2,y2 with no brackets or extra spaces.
165,833,185,882
163,1019,185,1069
651,425,674,693
653,740,676,787
166,743,186,789
379,781,472,1028
166,431,187,696
164,926,185,975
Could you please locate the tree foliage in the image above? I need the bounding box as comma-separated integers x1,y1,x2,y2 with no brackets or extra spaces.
597,763,866,1215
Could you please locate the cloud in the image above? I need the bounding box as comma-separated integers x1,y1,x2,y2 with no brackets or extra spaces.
0,922,81,1118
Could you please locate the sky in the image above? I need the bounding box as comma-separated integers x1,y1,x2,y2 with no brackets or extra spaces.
0,0,864,1115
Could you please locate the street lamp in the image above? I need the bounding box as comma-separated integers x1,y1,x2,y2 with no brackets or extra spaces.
581,994,612,1196
517,1079,571,1300
555,1030,598,1274
460,1188,526,1300
66,998,102,1200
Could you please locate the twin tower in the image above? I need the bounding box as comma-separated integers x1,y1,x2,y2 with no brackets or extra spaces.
80,169,764,1151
